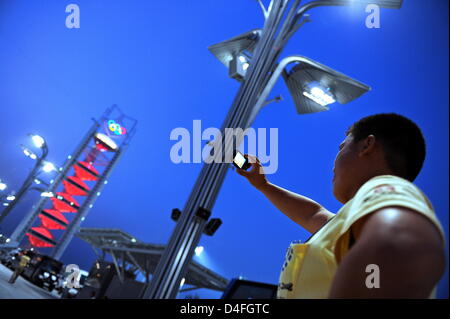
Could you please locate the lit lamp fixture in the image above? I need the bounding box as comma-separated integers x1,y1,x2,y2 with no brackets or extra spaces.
21,145,38,160
282,56,370,114
208,29,261,81
194,246,204,257
229,55,251,81
302,82,336,106
30,134,46,149
0,180,6,191
40,192,54,198
239,56,250,71
1,194,16,207
42,162,57,173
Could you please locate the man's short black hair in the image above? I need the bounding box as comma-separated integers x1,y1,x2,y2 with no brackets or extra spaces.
346,113,426,182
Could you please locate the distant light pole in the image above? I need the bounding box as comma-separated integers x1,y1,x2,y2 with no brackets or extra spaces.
0,134,57,225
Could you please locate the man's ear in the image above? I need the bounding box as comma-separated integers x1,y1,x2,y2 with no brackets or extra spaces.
358,134,376,157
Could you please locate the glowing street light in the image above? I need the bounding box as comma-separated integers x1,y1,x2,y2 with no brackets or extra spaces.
33,178,50,186
194,246,204,257
208,29,261,82
303,84,336,106
26,133,49,160
30,134,46,149
22,145,38,160
210,48,369,119
0,180,6,191
0,193,15,208
239,56,250,71
42,162,57,173
40,191,54,198
282,56,370,114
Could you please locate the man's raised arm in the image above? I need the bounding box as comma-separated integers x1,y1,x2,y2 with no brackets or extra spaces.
237,154,334,234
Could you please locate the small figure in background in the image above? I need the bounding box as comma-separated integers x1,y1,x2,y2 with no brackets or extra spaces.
8,250,30,284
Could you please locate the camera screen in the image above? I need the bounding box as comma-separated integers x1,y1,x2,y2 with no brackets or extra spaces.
233,152,246,169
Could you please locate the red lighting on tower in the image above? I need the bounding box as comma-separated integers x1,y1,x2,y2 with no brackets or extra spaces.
39,209,69,230
6,106,137,258
74,161,100,181
26,128,119,247
51,192,80,213
26,227,56,248
63,176,90,196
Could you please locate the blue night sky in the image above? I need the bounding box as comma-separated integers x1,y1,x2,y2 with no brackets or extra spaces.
0,0,448,298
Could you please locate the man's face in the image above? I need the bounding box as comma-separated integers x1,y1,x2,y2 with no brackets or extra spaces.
332,133,360,204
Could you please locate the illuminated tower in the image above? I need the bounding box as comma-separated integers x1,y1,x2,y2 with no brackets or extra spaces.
6,105,137,259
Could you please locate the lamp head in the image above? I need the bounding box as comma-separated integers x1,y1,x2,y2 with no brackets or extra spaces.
282,56,370,114
208,29,261,81
30,134,46,149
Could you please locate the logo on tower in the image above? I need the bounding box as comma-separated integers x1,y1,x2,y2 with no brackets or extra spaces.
106,120,127,136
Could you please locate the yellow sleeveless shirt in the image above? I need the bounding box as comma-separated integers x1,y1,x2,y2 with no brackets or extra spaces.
277,175,445,299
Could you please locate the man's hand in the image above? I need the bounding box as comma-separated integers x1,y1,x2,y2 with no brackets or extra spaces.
236,154,268,190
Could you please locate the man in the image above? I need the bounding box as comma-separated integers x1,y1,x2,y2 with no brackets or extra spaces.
8,250,31,284
237,113,445,298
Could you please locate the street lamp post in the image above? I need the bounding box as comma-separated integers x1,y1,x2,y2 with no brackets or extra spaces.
142,0,402,299
0,135,55,225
